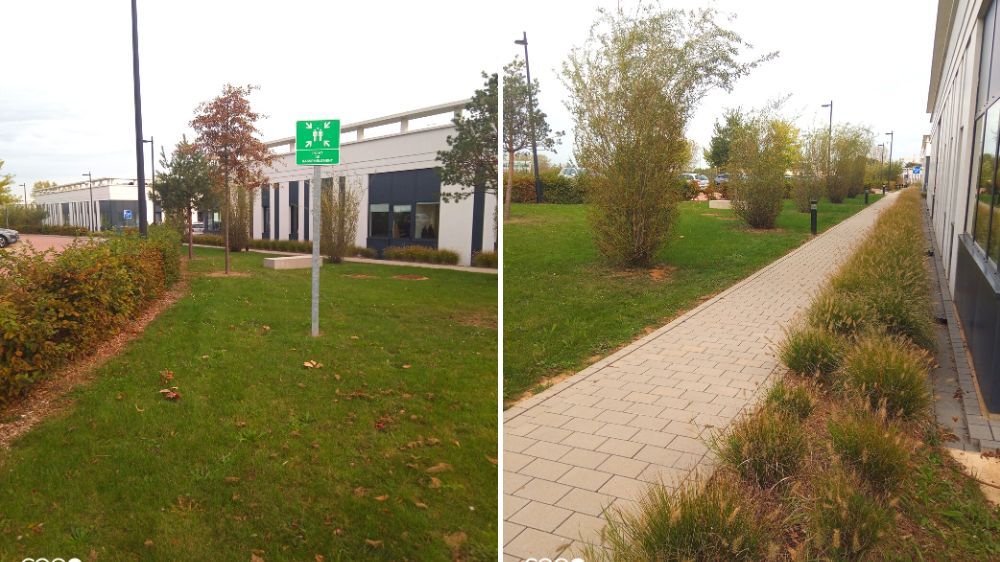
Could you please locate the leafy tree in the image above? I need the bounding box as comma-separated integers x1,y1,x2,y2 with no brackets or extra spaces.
562,4,775,267
503,58,562,219
191,84,276,273
0,160,16,206
437,72,498,199
829,124,873,202
437,72,498,240
153,136,216,259
704,110,744,171
729,106,798,229
32,180,56,192
320,176,361,263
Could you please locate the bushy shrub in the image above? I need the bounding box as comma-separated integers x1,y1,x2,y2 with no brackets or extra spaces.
590,475,773,561
384,245,460,265
791,176,825,213
728,110,797,229
3,205,48,227
842,333,932,421
471,251,497,268
10,224,90,237
509,170,587,204
780,325,843,381
0,232,179,405
714,407,807,488
808,466,893,560
765,380,815,420
828,412,910,493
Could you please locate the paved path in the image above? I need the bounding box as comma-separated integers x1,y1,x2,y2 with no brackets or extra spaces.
10,234,82,253
502,193,900,561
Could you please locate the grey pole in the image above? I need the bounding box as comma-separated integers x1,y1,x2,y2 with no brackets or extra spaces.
878,143,885,195
83,171,94,231
885,131,895,190
143,137,156,223
515,32,543,203
311,165,322,337
821,101,833,195
130,0,148,236
20,183,27,206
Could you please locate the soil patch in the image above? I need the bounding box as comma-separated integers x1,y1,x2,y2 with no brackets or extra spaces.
453,310,498,329
606,264,677,282
393,274,429,281
344,273,378,279
0,264,191,449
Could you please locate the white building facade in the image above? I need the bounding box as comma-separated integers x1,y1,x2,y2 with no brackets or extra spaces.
253,101,497,266
927,0,1000,413
32,178,156,231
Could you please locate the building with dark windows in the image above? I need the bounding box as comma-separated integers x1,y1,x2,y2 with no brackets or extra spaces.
254,101,497,266
927,0,1000,413
32,178,158,231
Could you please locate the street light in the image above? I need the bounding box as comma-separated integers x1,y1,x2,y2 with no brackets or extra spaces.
821,101,833,195
143,137,157,224
20,183,26,206
83,171,95,231
877,143,885,196
131,0,148,236
515,31,543,204
885,131,894,193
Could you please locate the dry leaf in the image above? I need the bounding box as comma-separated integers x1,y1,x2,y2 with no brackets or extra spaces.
414,500,428,509
426,462,452,474
225,476,241,483
444,531,467,556
353,487,367,497
375,494,388,502
402,364,411,369
485,456,497,465
158,388,180,400
144,539,154,547
303,360,322,369
314,556,325,562
365,539,383,548
350,335,359,340
251,554,264,562
429,477,442,489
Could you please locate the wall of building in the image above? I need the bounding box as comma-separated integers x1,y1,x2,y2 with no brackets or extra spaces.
33,182,155,230
254,124,497,265
927,0,1000,412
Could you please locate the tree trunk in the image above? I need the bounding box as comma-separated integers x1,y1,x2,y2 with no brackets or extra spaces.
187,206,193,259
504,149,515,221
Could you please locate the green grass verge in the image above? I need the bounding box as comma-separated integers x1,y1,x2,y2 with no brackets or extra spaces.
503,195,880,399
0,247,497,561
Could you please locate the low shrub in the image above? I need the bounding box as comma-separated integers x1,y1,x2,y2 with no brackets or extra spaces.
590,475,773,561
828,412,910,493
780,325,843,381
10,224,90,237
471,251,497,268
0,232,179,405
714,407,807,488
384,245,460,265
765,380,815,420
842,333,932,421
509,169,588,204
808,466,894,560
349,246,376,258
791,176,826,213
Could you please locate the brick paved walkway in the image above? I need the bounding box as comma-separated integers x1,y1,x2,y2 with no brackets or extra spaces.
502,193,899,561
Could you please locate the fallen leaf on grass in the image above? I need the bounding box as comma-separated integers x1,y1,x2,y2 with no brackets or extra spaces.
429,477,442,489
314,555,325,562
251,554,264,562
374,494,388,502
350,335,359,340
158,388,180,400
365,539,383,548
402,364,411,369
485,456,498,465
413,500,428,509
353,487,367,497
225,476,241,483
426,463,452,474
144,539,154,547
303,360,323,369
444,531,467,558
116,392,124,401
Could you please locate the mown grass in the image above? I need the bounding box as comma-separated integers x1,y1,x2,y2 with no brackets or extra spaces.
591,189,1000,560
0,247,497,561
504,195,881,400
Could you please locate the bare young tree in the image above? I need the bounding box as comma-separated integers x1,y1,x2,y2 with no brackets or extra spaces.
562,4,775,267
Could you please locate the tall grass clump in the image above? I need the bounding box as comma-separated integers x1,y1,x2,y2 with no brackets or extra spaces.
765,380,816,420
589,475,774,561
779,325,843,381
808,466,894,560
828,412,910,493
842,333,932,421
714,407,808,488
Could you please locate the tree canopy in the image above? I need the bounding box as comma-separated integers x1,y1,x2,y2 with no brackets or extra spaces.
153,136,215,258
0,160,17,206
437,71,498,201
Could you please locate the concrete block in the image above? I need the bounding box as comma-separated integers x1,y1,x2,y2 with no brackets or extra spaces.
263,255,312,269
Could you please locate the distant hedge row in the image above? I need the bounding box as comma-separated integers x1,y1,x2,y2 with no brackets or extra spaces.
190,234,376,258
508,170,588,204
0,226,180,406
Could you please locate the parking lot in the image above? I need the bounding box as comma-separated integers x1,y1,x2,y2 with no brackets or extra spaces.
6,234,81,253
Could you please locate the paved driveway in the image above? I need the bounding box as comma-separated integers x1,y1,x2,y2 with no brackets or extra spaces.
10,234,83,253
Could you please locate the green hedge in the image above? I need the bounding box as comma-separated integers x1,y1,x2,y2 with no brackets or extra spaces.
0,226,181,406
8,224,90,237
384,245,460,265
472,251,498,268
508,170,588,204
191,234,374,258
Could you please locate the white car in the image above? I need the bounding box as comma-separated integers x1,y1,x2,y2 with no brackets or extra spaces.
0,228,20,248
559,166,586,178
680,173,709,189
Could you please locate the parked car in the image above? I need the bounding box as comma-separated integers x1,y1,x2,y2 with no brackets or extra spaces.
714,172,730,185
191,222,205,234
559,166,586,178
680,173,709,189
0,227,20,248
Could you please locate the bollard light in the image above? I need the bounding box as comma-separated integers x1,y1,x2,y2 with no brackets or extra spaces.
809,199,818,235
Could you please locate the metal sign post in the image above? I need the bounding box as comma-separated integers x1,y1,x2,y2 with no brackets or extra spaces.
296,119,341,337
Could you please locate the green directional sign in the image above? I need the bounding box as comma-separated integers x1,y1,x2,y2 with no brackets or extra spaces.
296,119,341,165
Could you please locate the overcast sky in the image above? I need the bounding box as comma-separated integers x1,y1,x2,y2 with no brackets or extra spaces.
504,0,936,168
1,0,502,199
2,1,937,200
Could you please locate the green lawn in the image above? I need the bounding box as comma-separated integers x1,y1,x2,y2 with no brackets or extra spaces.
503,195,881,400
0,248,497,561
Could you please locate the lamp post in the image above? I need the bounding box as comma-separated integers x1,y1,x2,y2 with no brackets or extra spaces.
821,101,833,195
83,171,95,231
884,131,894,192
515,32,543,204
143,137,156,224
877,143,885,196
131,0,148,236
20,183,26,206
